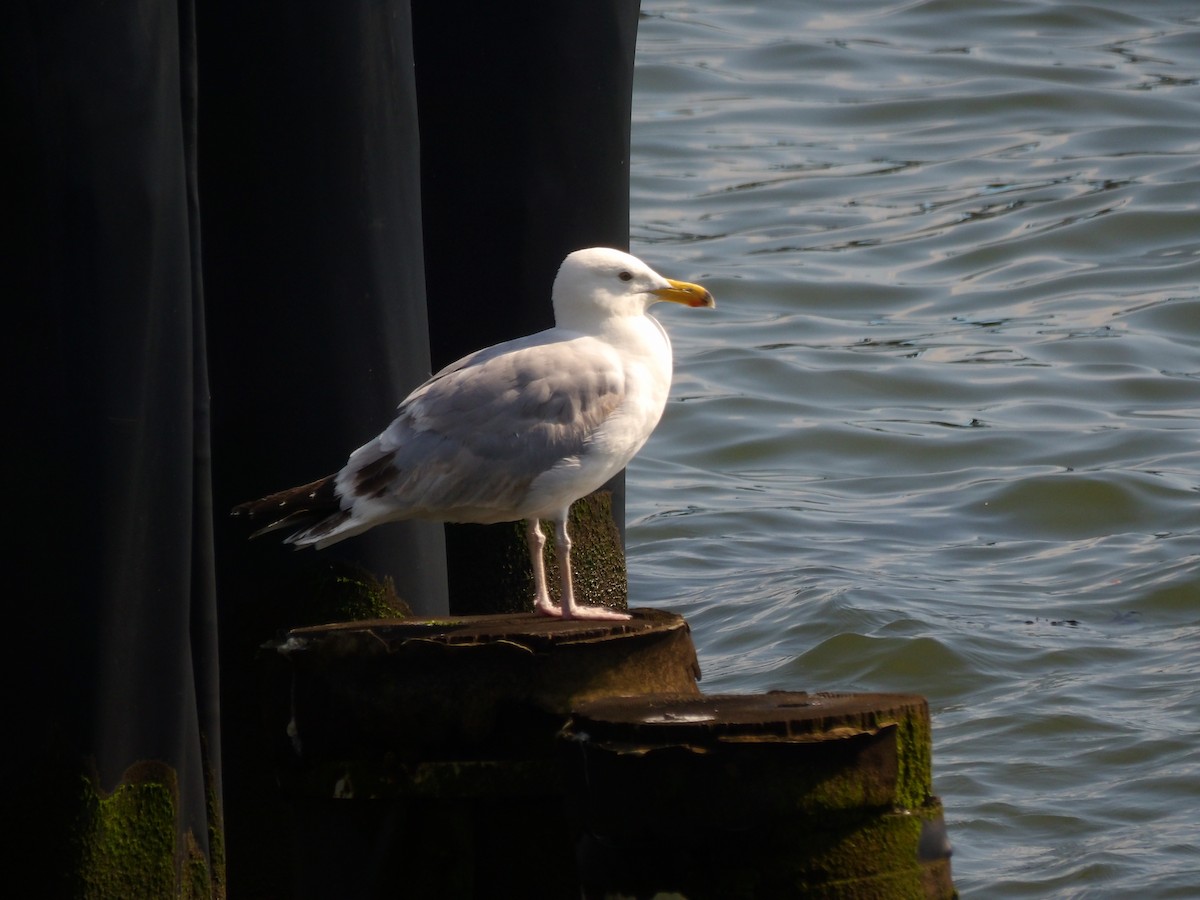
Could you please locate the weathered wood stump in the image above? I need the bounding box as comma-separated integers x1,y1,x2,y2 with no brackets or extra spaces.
282,609,701,763
273,615,954,898
277,609,701,898
561,691,956,899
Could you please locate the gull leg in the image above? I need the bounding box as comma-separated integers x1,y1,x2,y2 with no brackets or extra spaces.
527,519,559,616
554,517,630,622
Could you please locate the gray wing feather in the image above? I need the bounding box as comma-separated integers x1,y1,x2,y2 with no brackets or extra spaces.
339,332,625,519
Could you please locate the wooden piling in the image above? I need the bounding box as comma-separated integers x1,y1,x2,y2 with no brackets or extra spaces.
273,615,954,898
277,610,701,898
560,691,956,899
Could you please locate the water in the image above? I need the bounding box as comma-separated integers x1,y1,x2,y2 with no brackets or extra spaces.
625,1,1200,895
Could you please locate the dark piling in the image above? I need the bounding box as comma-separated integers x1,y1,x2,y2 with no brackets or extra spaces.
562,691,956,899
277,610,701,897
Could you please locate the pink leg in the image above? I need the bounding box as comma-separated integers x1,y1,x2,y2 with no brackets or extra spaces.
527,519,558,616
553,517,630,622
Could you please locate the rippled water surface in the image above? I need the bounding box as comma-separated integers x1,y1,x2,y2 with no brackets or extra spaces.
625,1,1200,895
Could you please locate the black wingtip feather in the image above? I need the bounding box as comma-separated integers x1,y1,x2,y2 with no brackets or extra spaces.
231,475,340,538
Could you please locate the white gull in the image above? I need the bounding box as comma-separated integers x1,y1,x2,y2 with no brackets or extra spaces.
233,247,714,620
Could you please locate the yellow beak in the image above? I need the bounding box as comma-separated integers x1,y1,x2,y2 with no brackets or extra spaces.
651,278,716,309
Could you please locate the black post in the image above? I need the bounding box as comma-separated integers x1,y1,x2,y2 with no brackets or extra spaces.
198,2,447,893
413,1,643,614
5,1,222,893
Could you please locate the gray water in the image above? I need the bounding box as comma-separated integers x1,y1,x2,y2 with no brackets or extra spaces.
625,1,1200,895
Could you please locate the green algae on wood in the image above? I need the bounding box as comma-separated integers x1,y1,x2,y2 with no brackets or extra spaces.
68,759,221,900
297,559,413,624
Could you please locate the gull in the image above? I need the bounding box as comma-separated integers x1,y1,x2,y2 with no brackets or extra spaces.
232,247,714,620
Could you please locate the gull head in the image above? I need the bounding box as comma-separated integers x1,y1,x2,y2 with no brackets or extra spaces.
552,247,714,328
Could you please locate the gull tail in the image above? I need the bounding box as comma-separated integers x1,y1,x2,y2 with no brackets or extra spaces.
231,475,352,547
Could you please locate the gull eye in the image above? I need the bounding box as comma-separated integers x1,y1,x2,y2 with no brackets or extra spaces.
618,270,634,282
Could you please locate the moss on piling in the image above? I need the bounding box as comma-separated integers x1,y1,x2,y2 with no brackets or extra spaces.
67,759,221,899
